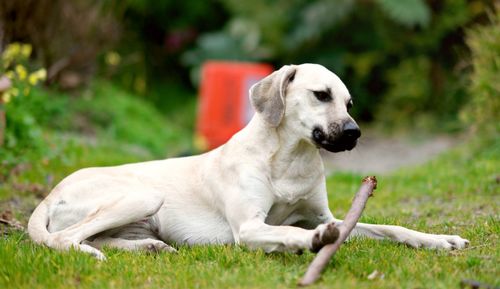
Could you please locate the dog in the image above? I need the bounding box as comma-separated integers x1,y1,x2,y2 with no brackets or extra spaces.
28,64,469,260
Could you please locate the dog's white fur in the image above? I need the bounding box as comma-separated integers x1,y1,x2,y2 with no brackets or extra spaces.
28,64,468,260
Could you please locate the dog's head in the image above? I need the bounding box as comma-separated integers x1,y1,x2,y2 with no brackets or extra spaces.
250,63,360,153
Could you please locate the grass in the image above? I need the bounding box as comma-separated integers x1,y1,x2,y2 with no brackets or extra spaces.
0,136,498,289
0,84,498,288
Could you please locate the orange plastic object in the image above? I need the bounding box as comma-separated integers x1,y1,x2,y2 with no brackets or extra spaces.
196,61,273,150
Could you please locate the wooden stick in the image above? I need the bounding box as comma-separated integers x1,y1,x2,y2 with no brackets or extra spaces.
298,176,377,286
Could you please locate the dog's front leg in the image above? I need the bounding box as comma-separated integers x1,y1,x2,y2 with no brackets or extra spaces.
333,219,469,250
223,170,338,253
293,187,469,250
237,219,339,253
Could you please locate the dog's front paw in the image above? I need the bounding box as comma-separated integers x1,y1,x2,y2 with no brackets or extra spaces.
311,223,340,253
440,234,469,249
407,233,469,250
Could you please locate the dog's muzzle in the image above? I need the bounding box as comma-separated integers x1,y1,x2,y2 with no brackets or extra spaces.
312,121,361,153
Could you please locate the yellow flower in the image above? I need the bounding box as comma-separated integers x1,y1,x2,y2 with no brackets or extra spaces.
2,92,11,103
29,73,38,85
15,64,27,80
35,68,47,80
4,43,20,59
23,87,31,96
28,69,46,85
5,71,15,80
9,42,21,53
21,44,32,58
11,87,19,97
105,51,121,66
1,43,33,69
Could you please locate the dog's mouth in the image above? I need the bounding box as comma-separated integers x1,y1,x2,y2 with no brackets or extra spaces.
317,140,358,152
314,139,358,153
311,127,359,153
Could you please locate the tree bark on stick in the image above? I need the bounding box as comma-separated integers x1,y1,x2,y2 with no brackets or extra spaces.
298,176,377,286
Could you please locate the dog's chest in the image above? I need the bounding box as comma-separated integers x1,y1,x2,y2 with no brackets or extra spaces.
269,148,323,203
265,201,302,226
271,172,321,204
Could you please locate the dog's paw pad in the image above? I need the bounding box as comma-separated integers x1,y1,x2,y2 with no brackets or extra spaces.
322,223,340,244
311,223,340,253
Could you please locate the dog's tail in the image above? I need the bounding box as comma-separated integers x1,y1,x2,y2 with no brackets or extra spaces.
27,200,51,245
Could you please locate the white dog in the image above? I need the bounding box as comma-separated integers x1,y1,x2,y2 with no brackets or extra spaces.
28,64,469,260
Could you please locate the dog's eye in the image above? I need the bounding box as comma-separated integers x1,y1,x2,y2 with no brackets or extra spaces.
313,91,332,102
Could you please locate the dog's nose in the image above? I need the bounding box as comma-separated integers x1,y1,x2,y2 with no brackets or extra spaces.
342,121,361,140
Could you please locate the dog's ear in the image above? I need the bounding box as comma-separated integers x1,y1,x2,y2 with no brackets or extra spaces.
249,65,296,127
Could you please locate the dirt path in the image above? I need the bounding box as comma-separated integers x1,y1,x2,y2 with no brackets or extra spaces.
321,131,459,175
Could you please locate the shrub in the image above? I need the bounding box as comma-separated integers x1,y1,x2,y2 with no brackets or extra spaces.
0,43,49,165
461,8,500,135
68,82,194,156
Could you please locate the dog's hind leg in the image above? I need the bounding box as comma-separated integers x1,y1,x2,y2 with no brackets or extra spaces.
84,220,176,253
46,192,165,260
84,237,176,253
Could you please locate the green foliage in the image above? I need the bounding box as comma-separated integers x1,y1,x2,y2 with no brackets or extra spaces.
374,0,430,28
182,20,265,63
0,43,49,165
461,8,500,134
285,0,354,50
344,0,474,128
107,0,228,97
2,90,50,160
0,43,195,170
184,0,490,130
0,80,195,176
376,57,432,127
67,82,194,156
183,0,355,67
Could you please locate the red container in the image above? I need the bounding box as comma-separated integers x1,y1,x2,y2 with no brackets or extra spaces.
195,61,273,150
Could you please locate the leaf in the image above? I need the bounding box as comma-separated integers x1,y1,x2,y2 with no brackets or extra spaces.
286,0,355,49
375,0,431,28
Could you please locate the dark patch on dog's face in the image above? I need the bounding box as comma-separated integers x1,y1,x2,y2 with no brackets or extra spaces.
311,120,360,153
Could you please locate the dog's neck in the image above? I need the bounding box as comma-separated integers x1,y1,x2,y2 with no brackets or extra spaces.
235,116,324,180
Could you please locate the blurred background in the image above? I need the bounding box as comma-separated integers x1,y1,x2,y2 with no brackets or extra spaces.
0,2,499,285
0,0,498,177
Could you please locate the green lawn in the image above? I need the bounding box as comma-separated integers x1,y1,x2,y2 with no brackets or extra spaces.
0,136,498,289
